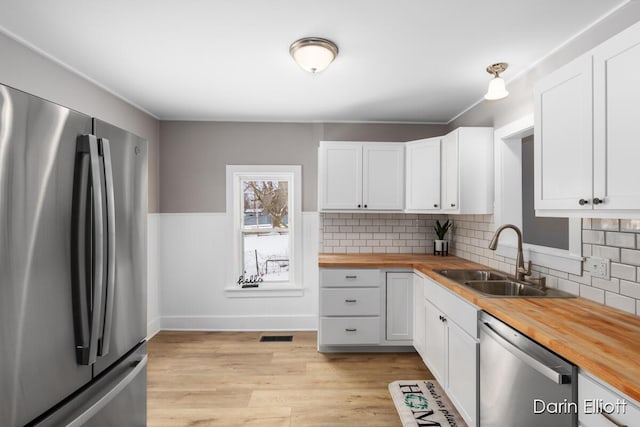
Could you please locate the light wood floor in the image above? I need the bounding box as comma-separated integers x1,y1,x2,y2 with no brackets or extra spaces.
147,331,433,426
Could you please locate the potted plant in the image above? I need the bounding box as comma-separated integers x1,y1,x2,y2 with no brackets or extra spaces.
434,219,452,255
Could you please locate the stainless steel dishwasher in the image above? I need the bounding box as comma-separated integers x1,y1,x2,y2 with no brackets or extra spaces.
479,312,578,427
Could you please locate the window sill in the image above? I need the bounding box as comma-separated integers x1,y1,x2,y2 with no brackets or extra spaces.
496,243,583,275
224,286,304,298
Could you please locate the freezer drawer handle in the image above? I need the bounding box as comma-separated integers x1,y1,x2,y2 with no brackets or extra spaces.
480,322,571,385
71,135,105,366
66,356,147,427
98,138,116,357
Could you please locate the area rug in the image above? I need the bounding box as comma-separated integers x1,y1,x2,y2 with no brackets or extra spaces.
389,380,467,427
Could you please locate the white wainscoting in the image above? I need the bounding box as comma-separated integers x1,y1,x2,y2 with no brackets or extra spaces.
148,212,319,332
147,213,162,339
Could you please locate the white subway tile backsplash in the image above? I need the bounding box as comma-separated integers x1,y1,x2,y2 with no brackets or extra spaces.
580,285,605,304
591,245,621,262
591,277,620,293
582,230,605,245
620,280,640,299
592,219,620,231
611,263,637,281
605,292,636,314
557,279,580,295
621,219,640,232
621,249,640,266
605,231,636,248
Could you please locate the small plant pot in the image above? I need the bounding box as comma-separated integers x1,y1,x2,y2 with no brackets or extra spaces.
434,239,449,256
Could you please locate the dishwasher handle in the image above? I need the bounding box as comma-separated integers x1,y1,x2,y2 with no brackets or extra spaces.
480,322,572,385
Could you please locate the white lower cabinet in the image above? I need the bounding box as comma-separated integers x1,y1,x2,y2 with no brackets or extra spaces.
418,275,480,427
579,372,640,427
423,298,447,384
413,274,426,356
386,273,414,342
319,268,414,349
319,317,381,345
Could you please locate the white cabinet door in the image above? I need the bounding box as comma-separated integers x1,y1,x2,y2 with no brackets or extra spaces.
386,273,413,341
413,275,426,357
441,130,459,211
319,143,362,210
593,23,640,210
424,299,447,385
534,55,593,210
363,143,405,210
406,138,441,211
447,320,478,427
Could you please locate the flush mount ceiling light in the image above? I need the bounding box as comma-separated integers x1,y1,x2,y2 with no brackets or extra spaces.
484,62,509,100
289,37,339,74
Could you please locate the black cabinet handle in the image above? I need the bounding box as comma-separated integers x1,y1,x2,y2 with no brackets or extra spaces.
345,299,357,303
433,204,438,208
593,197,603,205
450,203,456,207
578,199,590,206
345,275,357,279
364,204,368,208
345,328,357,332
357,204,361,208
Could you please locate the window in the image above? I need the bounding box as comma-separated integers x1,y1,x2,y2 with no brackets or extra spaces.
494,115,582,274
226,165,302,294
241,179,290,282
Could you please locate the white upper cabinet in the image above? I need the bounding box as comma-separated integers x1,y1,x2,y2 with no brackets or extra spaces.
319,142,362,210
442,130,460,211
319,141,404,211
440,127,494,215
593,23,640,210
405,138,441,211
535,21,640,217
534,55,593,211
363,144,405,210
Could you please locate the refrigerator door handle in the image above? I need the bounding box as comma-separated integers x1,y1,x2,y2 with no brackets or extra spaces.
71,135,105,365
65,356,147,427
98,138,116,357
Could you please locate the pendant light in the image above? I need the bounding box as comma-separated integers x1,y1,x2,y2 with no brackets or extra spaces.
484,63,509,100
289,37,339,74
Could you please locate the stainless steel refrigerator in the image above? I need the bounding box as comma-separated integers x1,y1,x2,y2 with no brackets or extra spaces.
0,83,147,426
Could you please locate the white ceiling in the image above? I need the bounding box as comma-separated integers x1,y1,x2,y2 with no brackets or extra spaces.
0,0,628,123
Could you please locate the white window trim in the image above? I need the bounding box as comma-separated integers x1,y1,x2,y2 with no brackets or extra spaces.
225,165,303,297
494,115,583,275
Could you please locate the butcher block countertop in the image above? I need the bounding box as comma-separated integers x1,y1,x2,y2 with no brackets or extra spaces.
319,253,640,402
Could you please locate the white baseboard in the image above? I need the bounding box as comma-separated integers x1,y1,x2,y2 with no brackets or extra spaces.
147,317,162,340
160,314,318,331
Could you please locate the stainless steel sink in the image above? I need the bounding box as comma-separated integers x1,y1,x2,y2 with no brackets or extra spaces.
434,269,575,298
435,269,507,282
464,280,546,297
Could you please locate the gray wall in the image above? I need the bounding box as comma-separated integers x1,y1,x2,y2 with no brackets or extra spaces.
0,31,160,212
159,121,447,213
449,1,640,129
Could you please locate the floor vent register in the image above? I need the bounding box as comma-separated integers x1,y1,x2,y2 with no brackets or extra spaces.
259,335,293,342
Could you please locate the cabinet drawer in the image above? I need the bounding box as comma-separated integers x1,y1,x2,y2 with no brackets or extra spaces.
320,268,381,288
422,275,479,338
321,288,380,316
579,373,640,427
319,317,380,345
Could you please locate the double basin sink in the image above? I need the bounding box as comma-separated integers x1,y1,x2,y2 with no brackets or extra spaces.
434,269,575,298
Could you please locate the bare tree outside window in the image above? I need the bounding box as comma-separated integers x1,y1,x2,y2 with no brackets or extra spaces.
241,180,290,282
